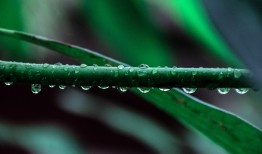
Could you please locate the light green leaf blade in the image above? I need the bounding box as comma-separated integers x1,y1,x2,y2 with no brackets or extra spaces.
151,0,243,67
0,28,261,154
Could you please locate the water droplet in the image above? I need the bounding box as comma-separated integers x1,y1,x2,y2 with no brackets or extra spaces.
171,67,177,75
49,85,55,88
117,87,128,93
137,87,151,93
43,63,49,68
93,64,98,71
227,67,233,72
98,86,109,89
159,88,170,92
59,85,66,89
117,65,124,69
81,86,91,91
235,88,249,94
217,88,230,94
55,62,62,66
4,82,13,86
182,88,197,94
138,64,149,69
152,69,158,75
129,68,134,73
80,64,87,68
105,64,111,67
31,84,41,94
234,70,241,78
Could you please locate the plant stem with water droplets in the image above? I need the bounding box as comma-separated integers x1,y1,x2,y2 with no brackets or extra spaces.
0,60,255,89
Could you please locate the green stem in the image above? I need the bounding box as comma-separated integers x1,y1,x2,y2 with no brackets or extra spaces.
0,60,254,88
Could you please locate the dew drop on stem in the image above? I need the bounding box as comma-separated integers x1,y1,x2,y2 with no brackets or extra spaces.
80,64,87,68
81,86,91,91
159,88,170,92
4,82,13,86
117,87,128,93
49,85,55,88
117,65,124,69
217,88,230,94
31,84,41,94
59,85,66,89
137,87,151,93
98,86,109,89
235,88,249,94
182,88,197,94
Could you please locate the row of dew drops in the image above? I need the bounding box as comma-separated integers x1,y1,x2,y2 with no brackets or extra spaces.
4,82,249,95
3,63,249,95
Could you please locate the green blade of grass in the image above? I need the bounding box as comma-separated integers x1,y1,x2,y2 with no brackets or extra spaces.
0,28,261,154
150,0,243,67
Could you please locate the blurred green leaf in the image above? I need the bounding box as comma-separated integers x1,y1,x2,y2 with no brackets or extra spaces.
150,0,243,67
59,90,180,154
0,28,261,154
0,122,85,154
0,0,28,60
82,0,174,66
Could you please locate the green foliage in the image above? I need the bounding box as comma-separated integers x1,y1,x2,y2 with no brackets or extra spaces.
0,28,261,154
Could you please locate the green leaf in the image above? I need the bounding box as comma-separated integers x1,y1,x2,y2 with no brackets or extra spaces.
0,0,28,60
151,0,243,67
0,28,261,154
82,0,174,66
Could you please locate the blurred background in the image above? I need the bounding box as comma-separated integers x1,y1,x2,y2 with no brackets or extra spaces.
0,0,261,153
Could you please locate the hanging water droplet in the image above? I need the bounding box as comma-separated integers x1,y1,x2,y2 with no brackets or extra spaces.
234,70,241,79
217,88,230,94
81,86,91,91
31,84,41,94
98,86,109,89
80,64,87,68
49,85,55,88
182,88,197,94
59,85,66,89
235,88,249,94
43,63,49,68
117,87,128,93
137,87,151,93
117,65,124,69
138,64,149,69
159,88,170,92
4,82,13,86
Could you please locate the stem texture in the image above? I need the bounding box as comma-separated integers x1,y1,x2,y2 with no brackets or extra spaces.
0,61,254,88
